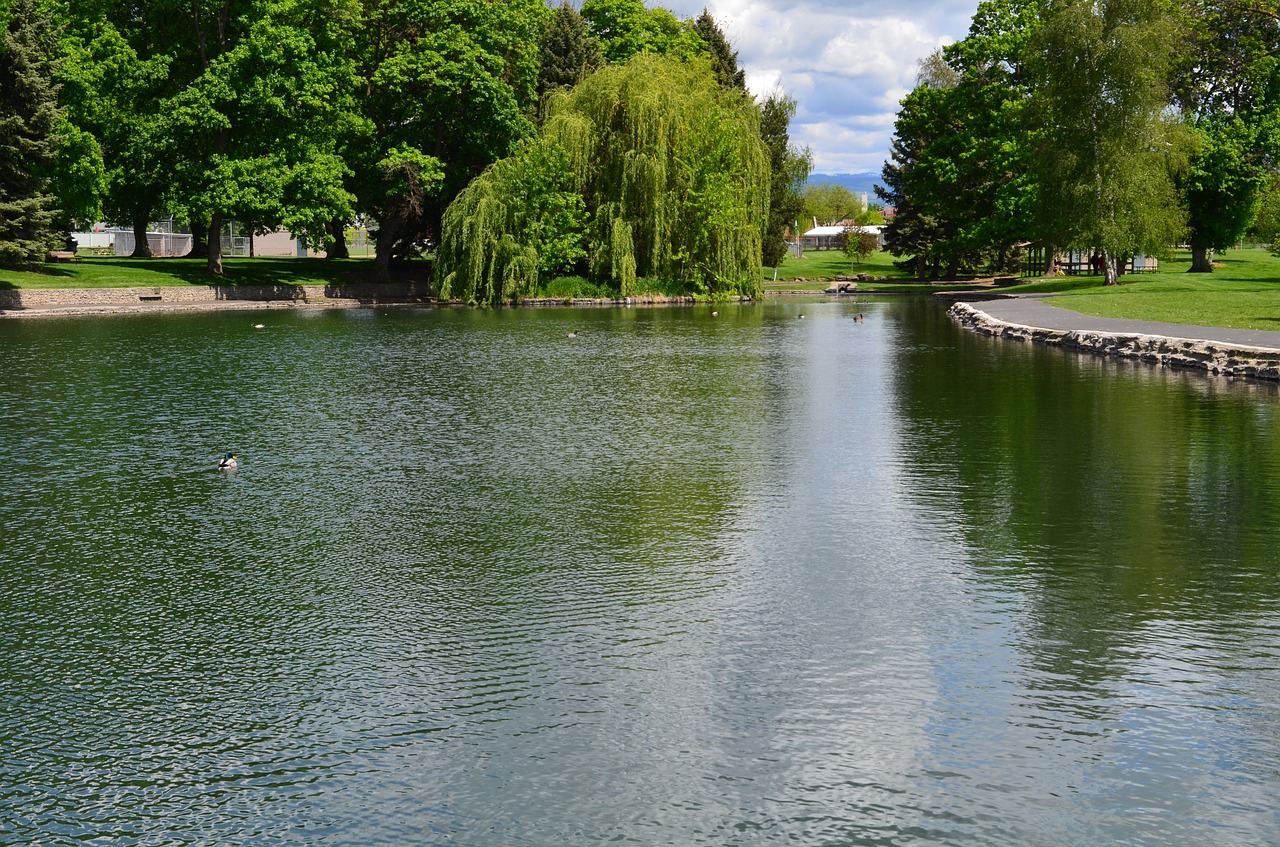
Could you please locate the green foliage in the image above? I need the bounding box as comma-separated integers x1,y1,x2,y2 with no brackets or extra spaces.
356,0,549,276
540,275,612,299
55,13,176,252
1247,172,1280,246
436,135,580,303
438,54,770,304
879,0,1037,277
843,227,878,264
1027,0,1189,283
803,182,862,226
580,0,702,64
854,206,885,226
538,2,603,97
759,91,810,267
1172,0,1278,271
0,0,63,267
692,9,744,91
1181,117,1267,262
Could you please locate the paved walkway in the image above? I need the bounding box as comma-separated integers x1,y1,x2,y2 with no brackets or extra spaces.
967,295,1280,351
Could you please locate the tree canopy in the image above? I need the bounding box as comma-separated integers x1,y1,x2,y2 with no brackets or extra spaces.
879,0,1280,280
436,54,770,304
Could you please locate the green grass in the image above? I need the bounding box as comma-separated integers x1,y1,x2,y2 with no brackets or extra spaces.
765,248,912,285
539,275,614,299
0,256,384,290
764,249,985,292
1004,248,1280,332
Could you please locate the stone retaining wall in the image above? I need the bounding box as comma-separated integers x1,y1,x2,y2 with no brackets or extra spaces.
949,302,1280,381
0,282,427,315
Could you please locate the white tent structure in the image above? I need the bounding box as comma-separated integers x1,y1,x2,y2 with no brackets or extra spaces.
801,225,885,250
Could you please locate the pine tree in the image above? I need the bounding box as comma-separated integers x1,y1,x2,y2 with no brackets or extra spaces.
0,0,63,268
759,92,810,268
692,9,745,92
538,2,603,98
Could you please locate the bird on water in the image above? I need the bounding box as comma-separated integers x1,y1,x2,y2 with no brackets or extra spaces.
218,452,238,471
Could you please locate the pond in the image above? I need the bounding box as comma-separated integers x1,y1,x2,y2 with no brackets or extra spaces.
2,298,1278,846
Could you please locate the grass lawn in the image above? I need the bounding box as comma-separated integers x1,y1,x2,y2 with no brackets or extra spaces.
0,256,388,290
764,249,982,292
1007,248,1280,332
765,248,909,286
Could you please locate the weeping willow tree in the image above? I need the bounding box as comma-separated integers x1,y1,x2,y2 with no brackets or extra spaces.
437,54,770,304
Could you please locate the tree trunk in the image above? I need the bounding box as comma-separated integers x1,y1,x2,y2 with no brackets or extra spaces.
1189,245,1214,273
1042,245,1056,276
186,220,208,259
131,217,153,258
326,220,349,258
372,242,391,283
207,213,224,275
1103,251,1119,286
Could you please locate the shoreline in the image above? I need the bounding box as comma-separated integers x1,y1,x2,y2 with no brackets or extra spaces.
0,284,759,319
949,300,1280,381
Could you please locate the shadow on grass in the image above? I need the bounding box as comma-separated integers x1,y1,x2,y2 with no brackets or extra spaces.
0,266,77,289
96,257,373,287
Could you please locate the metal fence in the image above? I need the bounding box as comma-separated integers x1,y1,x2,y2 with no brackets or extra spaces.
111,230,193,257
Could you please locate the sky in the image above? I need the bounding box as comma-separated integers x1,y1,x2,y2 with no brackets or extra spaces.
664,0,981,174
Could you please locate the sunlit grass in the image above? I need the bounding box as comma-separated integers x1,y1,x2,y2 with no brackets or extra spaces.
1013,248,1280,331
0,256,379,290
765,248,911,283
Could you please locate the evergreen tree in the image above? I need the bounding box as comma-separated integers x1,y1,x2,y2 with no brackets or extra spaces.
0,0,63,267
538,2,603,98
692,9,745,92
759,92,810,268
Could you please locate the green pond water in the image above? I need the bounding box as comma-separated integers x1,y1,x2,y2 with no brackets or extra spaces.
1,298,1278,846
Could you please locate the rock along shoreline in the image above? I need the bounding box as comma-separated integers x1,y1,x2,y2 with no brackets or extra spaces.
949,300,1280,381
0,284,755,319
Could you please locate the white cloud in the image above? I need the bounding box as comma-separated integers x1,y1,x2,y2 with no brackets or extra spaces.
664,0,980,173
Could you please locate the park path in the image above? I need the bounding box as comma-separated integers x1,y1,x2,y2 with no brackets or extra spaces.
967,294,1280,350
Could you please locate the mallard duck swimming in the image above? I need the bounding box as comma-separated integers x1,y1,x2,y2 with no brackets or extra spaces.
218,452,238,471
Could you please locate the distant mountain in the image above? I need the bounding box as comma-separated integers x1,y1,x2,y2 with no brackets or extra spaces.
807,172,882,198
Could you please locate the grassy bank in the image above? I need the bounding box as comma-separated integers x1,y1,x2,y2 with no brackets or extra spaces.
1008,248,1280,332
0,256,386,290
764,248,910,287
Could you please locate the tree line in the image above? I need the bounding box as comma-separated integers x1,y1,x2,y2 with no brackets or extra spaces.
0,0,811,297
877,0,1280,283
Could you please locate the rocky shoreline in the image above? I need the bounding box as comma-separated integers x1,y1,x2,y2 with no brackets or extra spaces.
0,284,768,318
949,301,1280,381
0,283,429,318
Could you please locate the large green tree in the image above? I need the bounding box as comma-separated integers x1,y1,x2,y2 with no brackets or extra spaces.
1173,0,1280,271
759,91,810,267
0,0,63,267
878,0,1037,278
175,0,362,273
353,0,548,280
437,54,770,303
1028,0,1188,285
802,182,863,227
56,18,173,257
580,0,701,64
